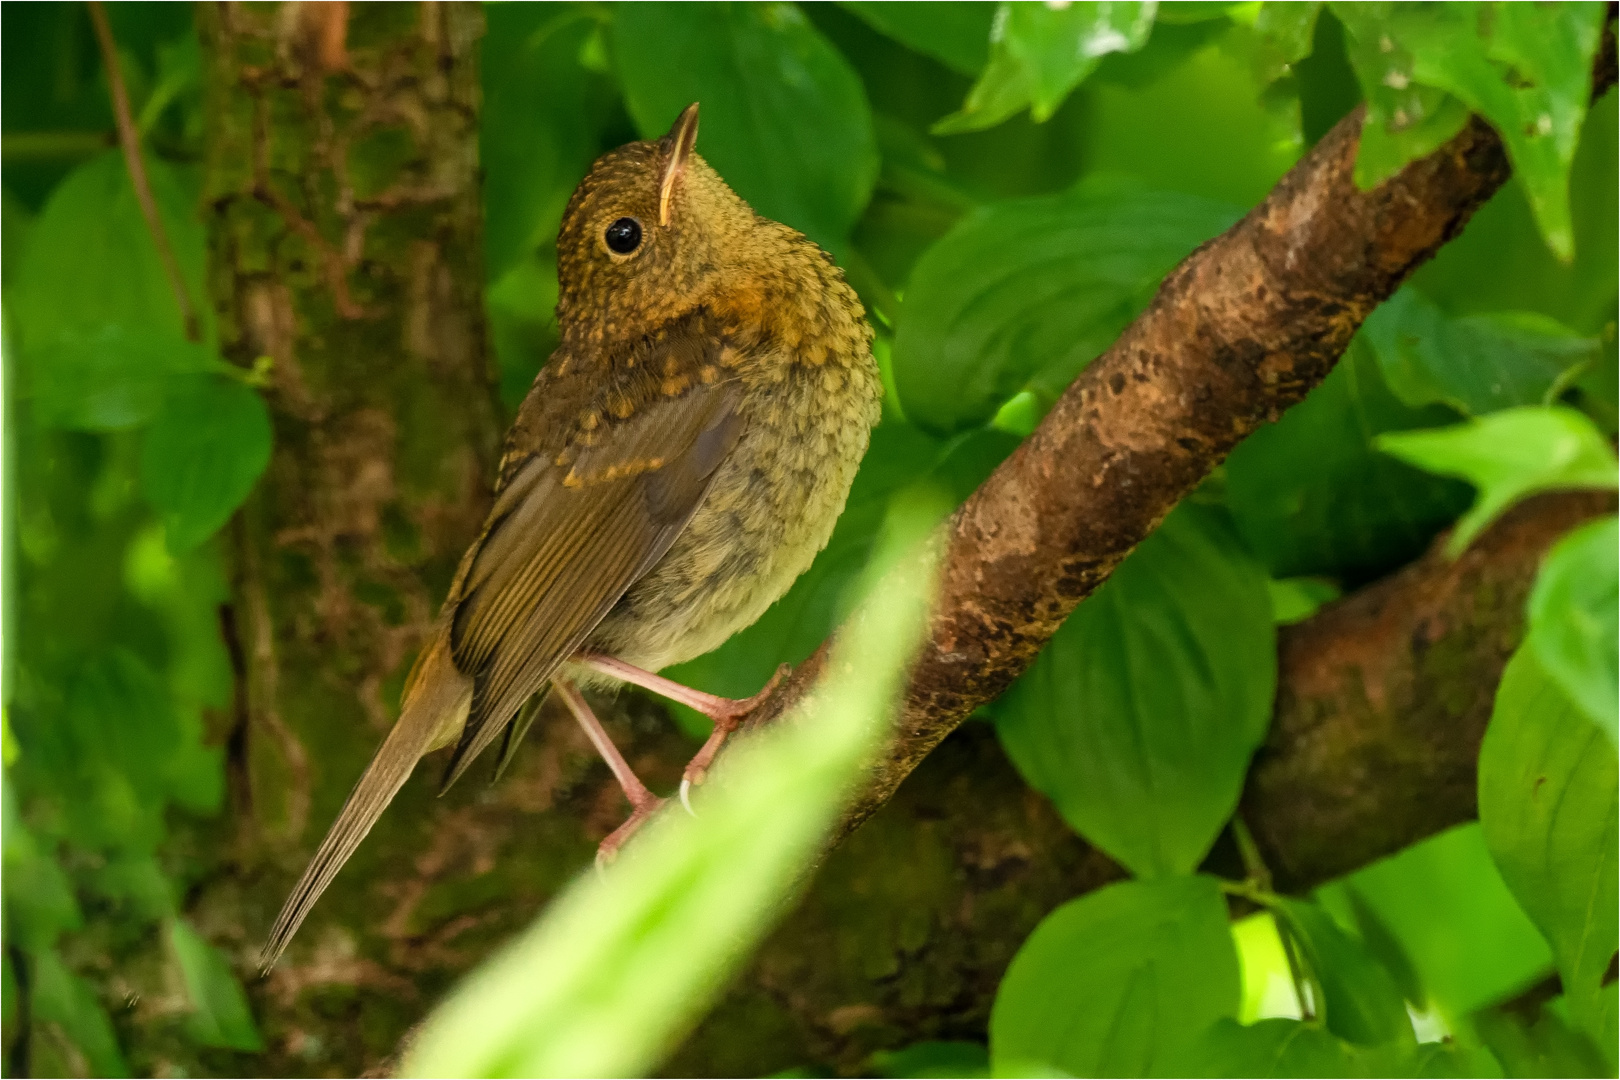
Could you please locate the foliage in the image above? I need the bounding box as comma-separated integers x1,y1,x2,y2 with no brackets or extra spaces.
2,2,1616,1078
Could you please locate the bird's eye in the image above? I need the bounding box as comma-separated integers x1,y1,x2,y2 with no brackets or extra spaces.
604,217,642,255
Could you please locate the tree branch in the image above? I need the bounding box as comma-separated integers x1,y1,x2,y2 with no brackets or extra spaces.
746,66,1617,846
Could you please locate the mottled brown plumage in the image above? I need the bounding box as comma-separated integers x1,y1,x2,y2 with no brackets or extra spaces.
262,105,881,969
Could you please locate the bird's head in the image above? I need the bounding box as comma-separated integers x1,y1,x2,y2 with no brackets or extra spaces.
555,103,765,345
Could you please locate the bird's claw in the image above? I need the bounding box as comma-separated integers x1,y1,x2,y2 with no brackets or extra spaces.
679,778,697,817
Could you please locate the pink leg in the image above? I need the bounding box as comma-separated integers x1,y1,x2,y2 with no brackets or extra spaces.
553,677,664,865
574,654,789,810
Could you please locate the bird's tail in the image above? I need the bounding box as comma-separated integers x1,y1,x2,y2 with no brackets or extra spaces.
259,632,471,972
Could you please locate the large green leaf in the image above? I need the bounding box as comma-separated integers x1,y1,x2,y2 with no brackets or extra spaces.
892,179,1238,435
1316,823,1554,1019
403,521,937,1078
1271,898,1413,1046
481,4,620,279
933,2,1156,134
841,2,994,77
995,503,1275,878
167,918,264,1052
612,2,879,254
1375,405,1618,556
10,149,206,348
989,875,1239,1078
1362,288,1601,416
140,374,272,552
1225,340,1473,580
1526,515,1619,743
1479,648,1619,1050
1334,2,1609,259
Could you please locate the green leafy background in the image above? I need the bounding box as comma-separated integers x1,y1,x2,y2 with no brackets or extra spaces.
2,2,1616,1077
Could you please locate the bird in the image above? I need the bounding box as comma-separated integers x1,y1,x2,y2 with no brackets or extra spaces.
260,103,882,970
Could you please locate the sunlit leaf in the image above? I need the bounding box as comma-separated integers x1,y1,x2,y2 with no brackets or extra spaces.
140,374,272,552
989,875,1239,1078
613,2,879,253
1334,2,1608,258
1526,515,1619,742
1479,648,1619,1049
1375,405,1618,556
893,179,1237,434
933,2,1157,134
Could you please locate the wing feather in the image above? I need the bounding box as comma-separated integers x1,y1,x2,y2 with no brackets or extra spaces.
439,377,743,789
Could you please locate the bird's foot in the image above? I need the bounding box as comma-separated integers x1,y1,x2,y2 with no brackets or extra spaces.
676,664,790,814
595,792,668,871
576,655,790,724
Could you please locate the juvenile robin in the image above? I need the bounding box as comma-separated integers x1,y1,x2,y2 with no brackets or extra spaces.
261,104,882,968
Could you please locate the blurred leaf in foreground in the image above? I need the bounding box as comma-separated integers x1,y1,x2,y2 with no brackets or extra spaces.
1525,515,1619,742
139,374,272,552
1375,405,1618,555
403,508,940,1079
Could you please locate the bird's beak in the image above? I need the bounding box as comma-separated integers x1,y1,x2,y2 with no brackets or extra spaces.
658,102,699,228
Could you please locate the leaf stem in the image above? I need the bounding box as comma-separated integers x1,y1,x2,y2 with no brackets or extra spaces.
87,0,201,344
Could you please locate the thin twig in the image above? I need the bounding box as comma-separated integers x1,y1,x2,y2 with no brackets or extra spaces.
87,0,201,343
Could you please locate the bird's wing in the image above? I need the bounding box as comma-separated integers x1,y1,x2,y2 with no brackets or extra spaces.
439,374,744,789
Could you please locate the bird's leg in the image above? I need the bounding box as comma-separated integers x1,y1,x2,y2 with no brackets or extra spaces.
574,653,789,811
552,676,665,866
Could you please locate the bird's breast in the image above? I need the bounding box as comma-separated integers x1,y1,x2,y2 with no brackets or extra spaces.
588,347,881,672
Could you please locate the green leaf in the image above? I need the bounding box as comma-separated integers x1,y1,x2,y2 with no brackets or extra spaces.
996,504,1274,876
1334,3,1609,258
140,374,272,551
27,326,216,432
10,149,206,350
1363,288,1601,416
1227,340,1474,580
841,2,994,77
933,2,1156,134
402,518,939,1079
1475,1002,1611,1079
481,5,621,279
613,2,879,253
989,875,1240,1078
1479,648,1619,1048
1316,823,1553,1019
1271,898,1413,1046
1267,576,1340,624
1175,1017,1495,1078
29,949,129,1078
892,180,1238,435
870,1040,991,1078
1526,515,1619,743
1175,1018,1364,1078
1374,406,1618,556
167,918,264,1052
